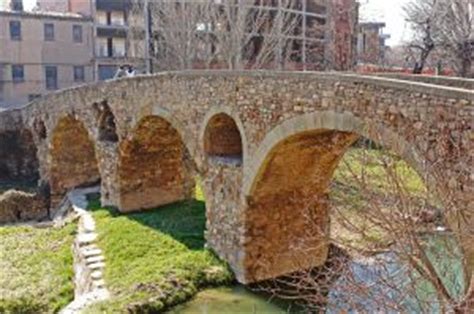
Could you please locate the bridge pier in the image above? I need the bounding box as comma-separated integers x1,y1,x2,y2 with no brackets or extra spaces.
96,144,120,208
204,160,246,280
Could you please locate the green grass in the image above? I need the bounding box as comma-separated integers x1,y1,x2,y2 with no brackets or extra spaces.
330,148,433,252
334,148,427,195
85,187,233,313
0,223,76,313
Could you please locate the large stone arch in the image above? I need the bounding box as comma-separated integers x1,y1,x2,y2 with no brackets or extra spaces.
49,115,100,207
240,111,440,283
117,115,195,212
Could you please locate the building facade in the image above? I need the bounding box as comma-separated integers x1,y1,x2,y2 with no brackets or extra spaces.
0,8,94,108
138,0,359,72
357,22,390,65
37,0,143,80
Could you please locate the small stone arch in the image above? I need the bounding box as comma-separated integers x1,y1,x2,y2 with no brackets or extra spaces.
117,115,195,212
201,108,246,165
49,115,100,207
93,100,119,142
33,118,47,140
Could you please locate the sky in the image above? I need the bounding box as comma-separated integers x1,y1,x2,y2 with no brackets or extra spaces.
23,0,409,46
360,0,410,46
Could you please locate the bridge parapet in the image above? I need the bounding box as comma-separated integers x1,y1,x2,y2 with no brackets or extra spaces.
372,72,474,90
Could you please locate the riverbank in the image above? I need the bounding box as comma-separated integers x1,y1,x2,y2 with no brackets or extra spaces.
84,196,233,313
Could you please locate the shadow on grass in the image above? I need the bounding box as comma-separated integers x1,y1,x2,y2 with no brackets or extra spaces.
87,194,207,251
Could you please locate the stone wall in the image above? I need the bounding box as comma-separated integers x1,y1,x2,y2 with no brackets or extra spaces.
4,71,472,284
0,110,39,183
0,190,48,224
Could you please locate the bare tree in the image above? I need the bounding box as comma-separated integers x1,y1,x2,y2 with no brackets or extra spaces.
130,0,307,71
404,0,473,77
403,0,439,74
129,0,360,72
435,0,474,78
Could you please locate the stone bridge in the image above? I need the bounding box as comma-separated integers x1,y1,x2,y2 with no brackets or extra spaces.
1,71,473,286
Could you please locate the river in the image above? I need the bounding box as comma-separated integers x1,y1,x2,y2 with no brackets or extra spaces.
169,233,465,313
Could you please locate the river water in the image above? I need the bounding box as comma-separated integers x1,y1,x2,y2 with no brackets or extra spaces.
169,233,465,313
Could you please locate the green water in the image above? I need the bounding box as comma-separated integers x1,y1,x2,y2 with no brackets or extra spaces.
169,233,465,314
167,286,291,314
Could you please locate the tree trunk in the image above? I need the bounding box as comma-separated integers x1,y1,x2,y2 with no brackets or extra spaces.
458,42,473,78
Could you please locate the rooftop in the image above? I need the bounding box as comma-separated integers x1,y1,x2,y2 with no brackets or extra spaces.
0,9,91,21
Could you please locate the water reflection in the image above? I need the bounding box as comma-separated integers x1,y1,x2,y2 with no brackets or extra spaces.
170,234,464,314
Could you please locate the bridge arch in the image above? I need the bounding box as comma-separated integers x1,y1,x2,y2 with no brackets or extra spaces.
48,115,100,207
200,107,247,166
117,115,195,212
241,110,436,283
244,111,426,196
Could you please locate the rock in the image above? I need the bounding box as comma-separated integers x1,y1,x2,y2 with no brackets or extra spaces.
0,189,48,224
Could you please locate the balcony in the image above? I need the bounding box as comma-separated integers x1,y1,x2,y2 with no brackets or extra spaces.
97,27,127,38
96,46,126,58
96,0,131,11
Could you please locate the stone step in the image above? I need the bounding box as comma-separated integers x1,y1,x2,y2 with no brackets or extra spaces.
77,233,97,246
88,262,106,270
92,279,106,289
81,215,96,232
82,248,102,258
91,270,102,280
86,255,105,264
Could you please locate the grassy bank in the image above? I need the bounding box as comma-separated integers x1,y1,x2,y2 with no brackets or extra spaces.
0,223,76,313
85,191,233,313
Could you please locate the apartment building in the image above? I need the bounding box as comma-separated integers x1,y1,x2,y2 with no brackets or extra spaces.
357,22,390,65
138,0,358,71
37,0,143,80
0,7,94,108
93,0,136,80
328,0,359,70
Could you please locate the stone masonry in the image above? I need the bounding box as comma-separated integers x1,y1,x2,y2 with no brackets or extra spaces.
0,71,472,287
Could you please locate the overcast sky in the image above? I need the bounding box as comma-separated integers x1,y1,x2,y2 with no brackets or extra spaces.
24,0,409,46
360,0,410,46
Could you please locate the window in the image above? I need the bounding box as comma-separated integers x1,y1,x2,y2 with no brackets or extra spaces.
73,25,83,43
44,23,55,41
9,21,21,40
11,64,24,83
45,66,57,90
11,0,23,11
73,66,85,82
